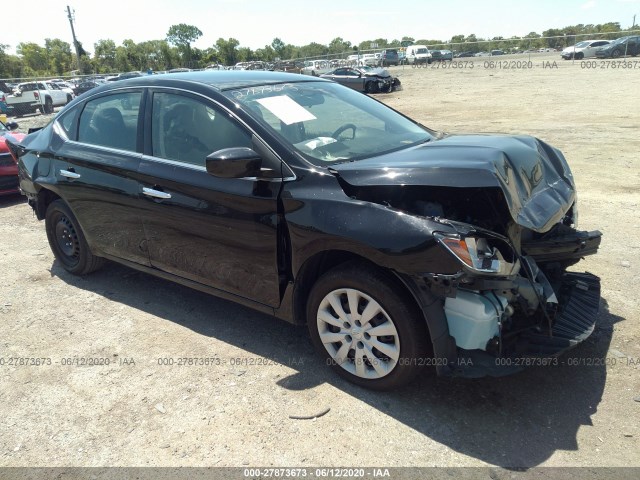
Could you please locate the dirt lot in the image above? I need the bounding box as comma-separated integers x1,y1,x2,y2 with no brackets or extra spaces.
1,53,639,470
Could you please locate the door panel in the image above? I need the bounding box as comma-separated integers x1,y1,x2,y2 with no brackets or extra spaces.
138,160,282,307
52,90,149,265
138,90,282,307
52,143,148,265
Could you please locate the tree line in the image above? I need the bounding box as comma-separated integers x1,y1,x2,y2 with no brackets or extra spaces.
0,21,633,79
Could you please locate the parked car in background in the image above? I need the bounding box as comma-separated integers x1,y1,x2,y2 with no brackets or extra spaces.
359,54,379,67
474,51,491,57
73,80,107,97
455,51,475,58
301,60,331,76
595,36,640,58
490,50,504,56
51,81,76,101
0,119,25,195
405,45,432,64
378,49,400,67
107,71,143,81
561,40,611,60
9,70,601,390
320,66,401,93
5,81,71,116
431,50,453,61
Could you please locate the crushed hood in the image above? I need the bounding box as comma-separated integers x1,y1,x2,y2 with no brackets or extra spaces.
329,134,576,233
363,68,391,78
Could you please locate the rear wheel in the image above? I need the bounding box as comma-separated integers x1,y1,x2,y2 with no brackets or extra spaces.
307,262,428,390
45,200,105,275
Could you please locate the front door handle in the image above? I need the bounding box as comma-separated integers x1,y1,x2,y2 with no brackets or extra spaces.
60,169,81,179
142,187,172,200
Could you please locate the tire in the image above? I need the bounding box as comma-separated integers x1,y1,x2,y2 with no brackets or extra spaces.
365,81,378,94
44,97,53,114
66,94,73,104
575,52,584,60
45,199,105,275
307,262,428,390
611,49,621,59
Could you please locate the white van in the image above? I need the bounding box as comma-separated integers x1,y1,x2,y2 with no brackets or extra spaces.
405,45,432,64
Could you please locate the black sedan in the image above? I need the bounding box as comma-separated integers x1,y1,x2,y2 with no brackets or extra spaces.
72,80,106,97
320,66,401,93
595,36,640,58
8,71,601,390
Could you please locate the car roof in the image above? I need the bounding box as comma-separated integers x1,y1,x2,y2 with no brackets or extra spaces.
104,70,323,92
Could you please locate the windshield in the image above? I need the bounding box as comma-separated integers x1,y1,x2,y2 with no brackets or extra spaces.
574,41,589,48
225,81,433,165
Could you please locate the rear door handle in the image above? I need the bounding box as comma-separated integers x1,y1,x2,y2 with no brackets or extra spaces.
142,187,172,199
60,169,81,179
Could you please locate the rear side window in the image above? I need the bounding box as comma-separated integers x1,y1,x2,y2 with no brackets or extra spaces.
77,92,142,151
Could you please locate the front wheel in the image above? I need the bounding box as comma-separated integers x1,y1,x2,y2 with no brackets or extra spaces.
307,262,428,390
611,49,622,59
45,200,105,275
365,81,378,94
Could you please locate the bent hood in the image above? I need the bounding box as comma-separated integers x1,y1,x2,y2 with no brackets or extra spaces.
329,134,576,233
363,68,391,78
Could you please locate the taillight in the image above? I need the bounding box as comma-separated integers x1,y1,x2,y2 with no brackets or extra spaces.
34,91,39,100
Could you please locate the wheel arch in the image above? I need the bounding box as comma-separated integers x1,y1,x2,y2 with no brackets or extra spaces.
292,250,423,328
32,186,61,220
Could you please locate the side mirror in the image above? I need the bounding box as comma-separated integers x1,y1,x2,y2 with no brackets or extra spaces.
206,147,262,178
5,121,19,131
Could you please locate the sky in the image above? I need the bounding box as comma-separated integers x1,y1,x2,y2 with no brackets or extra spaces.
3,0,640,55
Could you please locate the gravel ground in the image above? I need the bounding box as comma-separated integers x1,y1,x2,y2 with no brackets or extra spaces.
1,53,639,470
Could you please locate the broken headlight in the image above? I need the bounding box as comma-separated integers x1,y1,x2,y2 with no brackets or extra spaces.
434,233,519,276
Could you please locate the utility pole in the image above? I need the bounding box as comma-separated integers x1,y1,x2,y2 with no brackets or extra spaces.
66,5,82,71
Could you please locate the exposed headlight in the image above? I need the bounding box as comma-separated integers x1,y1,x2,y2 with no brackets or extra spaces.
434,233,520,276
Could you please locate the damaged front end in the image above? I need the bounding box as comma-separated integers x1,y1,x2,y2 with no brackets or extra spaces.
364,68,402,93
331,134,602,376
427,219,601,377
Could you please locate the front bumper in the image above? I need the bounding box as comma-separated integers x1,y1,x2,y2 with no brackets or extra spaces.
450,271,601,378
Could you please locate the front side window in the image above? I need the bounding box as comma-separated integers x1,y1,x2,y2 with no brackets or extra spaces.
78,92,141,151
151,92,251,167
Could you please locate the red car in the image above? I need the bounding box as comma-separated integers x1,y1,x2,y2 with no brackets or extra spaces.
0,120,26,196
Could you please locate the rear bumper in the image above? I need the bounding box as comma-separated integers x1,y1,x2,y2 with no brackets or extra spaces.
450,272,601,378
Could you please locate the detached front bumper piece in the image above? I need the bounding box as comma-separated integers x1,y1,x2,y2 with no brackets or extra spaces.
453,272,601,378
516,272,600,355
